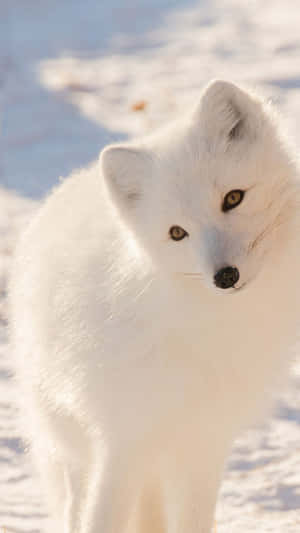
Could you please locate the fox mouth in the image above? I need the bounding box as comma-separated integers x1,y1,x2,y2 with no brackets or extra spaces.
232,282,247,292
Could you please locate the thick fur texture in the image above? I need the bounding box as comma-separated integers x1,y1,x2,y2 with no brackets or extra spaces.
9,80,300,533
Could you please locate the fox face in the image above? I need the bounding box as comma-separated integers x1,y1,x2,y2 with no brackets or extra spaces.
101,80,299,292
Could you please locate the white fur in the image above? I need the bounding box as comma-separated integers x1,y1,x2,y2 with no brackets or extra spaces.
9,80,300,532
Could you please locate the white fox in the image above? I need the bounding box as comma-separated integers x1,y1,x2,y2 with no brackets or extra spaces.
9,80,300,533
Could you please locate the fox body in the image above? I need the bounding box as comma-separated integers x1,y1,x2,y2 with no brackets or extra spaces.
9,81,300,532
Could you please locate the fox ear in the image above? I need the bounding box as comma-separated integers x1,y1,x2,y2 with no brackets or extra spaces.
100,145,152,209
197,80,262,145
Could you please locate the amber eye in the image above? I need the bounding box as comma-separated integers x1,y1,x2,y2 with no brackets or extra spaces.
169,225,188,241
222,189,244,212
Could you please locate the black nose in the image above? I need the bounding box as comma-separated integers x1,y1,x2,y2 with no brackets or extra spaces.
214,266,240,289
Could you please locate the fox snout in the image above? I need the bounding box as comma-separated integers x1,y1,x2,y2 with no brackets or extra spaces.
214,266,240,289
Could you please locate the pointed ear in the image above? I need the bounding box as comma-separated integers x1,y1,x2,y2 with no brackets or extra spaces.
197,80,263,145
100,144,152,209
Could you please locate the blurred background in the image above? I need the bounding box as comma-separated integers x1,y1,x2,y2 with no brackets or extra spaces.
1,1,300,531
2,0,300,198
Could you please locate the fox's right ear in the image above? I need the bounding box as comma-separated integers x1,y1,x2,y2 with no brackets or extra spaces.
100,144,152,211
196,80,265,146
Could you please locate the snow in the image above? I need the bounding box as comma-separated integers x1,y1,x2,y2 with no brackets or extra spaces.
2,0,300,531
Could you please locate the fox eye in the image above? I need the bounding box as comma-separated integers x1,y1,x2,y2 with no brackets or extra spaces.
222,189,244,212
169,225,188,241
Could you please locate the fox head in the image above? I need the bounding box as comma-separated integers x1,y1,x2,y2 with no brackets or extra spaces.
100,80,299,293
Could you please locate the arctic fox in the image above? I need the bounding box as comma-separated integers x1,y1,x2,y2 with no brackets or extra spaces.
9,80,300,533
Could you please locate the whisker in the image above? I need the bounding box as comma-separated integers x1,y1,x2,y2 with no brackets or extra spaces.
248,212,288,253
183,273,204,279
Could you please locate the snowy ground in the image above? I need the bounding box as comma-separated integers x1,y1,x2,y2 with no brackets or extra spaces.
2,0,300,531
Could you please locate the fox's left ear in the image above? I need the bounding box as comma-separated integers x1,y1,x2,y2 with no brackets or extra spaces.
100,144,152,211
196,80,265,145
